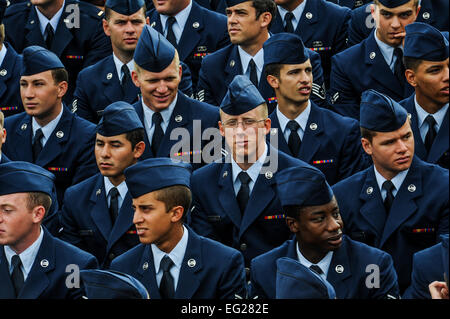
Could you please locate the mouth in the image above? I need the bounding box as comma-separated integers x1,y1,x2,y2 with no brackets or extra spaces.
136,228,147,236
441,87,449,94
153,94,170,103
25,103,38,108
298,86,311,95
99,163,113,169
327,233,343,246
395,156,410,164
124,38,137,44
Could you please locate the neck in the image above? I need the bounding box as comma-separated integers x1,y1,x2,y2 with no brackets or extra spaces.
416,91,447,114
281,0,304,12
233,143,266,171
34,102,62,127
277,97,309,119
156,224,184,254
107,175,125,187
113,49,134,65
10,226,41,255
239,32,269,57
36,0,64,20
375,164,401,181
297,240,328,264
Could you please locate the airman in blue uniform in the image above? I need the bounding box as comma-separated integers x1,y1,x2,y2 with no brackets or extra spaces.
263,32,368,185
329,0,417,120
2,46,98,206
347,0,449,47
403,234,449,299
400,23,449,169
3,0,113,103
130,25,220,169
147,0,230,90
250,165,400,299
270,0,351,88
198,0,326,112
189,75,313,272
110,158,247,299
332,89,449,292
60,102,146,268
0,161,99,299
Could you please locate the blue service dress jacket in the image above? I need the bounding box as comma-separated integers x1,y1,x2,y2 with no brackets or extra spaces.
59,173,140,268
347,0,450,47
268,100,369,185
197,43,326,112
329,29,414,120
0,227,99,299
110,226,247,299
72,55,194,123
269,0,351,87
3,105,98,205
3,0,112,103
146,0,229,90
249,236,400,299
188,146,313,267
133,92,220,170
332,156,449,291
0,42,23,118
399,94,449,169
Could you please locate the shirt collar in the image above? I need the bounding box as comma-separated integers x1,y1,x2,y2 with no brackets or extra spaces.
103,176,128,200
374,165,409,194
142,94,178,130
4,226,45,280
152,225,189,273
276,100,311,134
112,54,135,81
231,143,268,185
414,95,449,131
277,0,307,25
160,0,192,34
237,46,265,75
32,105,64,142
35,0,65,36
296,241,333,277
0,44,7,67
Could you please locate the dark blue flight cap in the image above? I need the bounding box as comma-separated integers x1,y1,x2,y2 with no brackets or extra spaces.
134,25,176,73
0,0,6,25
441,234,449,285
21,46,65,77
404,23,449,61
124,158,192,199
220,75,266,116
360,89,408,132
80,269,149,299
276,166,333,208
276,257,336,299
225,0,249,7
0,161,55,197
264,33,308,66
377,0,411,8
97,101,144,136
105,0,145,15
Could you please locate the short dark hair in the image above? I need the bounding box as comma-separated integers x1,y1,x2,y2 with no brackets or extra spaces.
154,185,192,220
125,128,145,150
283,205,303,220
403,56,423,72
251,0,276,29
27,192,52,218
51,68,69,85
104,4,147,20
264,63,282,79
360,127,377,142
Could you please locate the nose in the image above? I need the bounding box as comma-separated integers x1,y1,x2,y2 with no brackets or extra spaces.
156,81,168,94
133,209,143,225
391,15,401,29
326,216,341,233
100,144,111,158
397,139,409,153
124,21,135,34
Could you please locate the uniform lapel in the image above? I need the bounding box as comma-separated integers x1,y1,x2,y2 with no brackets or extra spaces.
268,112,291,155
0,248,16,298
0,45,19,99
380,158,422,247
404,95,428,160
299,103,323,162
51,5,74,56
295,0,319,44
25,7,46,48
176,2,203,61
136,245,161,299
218,161,242,229
327,238,352,298
102,56,124,105
149,10,164,34
428,109,449,163
271,9,285,34
89,175,113,241
175,227,202,299
19,229,54,299
13,115,34,162
224,46,242,86
107,192,134,252
358,168,387,244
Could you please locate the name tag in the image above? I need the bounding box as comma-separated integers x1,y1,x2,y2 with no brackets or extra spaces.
79,229,94,236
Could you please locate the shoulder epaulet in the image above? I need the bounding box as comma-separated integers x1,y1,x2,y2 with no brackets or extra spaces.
4,1,31,18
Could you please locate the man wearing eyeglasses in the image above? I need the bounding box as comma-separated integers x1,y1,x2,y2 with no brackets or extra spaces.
188,75,312,274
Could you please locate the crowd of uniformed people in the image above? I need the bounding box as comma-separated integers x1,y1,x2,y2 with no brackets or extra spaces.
0,0,448,300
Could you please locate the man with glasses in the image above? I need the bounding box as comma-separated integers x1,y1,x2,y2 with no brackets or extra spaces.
189,75,312,273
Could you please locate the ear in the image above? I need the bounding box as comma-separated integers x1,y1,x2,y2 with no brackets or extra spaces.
131,70,141,88
1,128,6,144
146,16,150,25
218,120,226,138
57,81,68,99
266,74,279,90
32,205,46,224
102,19,111,37
260,12,272,29
170,206,184,223
405,69,417,87
285,216,300,233
263,117,271,136
133,141,146,159
361,137,373,156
